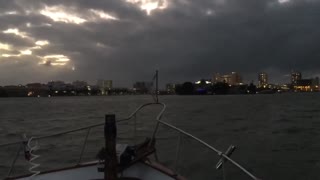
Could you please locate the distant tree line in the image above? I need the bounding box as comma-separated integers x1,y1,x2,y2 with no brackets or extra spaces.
0,86,135,97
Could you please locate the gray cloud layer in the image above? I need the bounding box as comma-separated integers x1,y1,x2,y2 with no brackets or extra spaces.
1,0,320,87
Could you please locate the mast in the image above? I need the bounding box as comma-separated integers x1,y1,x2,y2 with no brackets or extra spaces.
104,114,117,180
156,70,158,103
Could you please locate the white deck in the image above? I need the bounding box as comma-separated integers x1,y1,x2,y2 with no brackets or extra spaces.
15,162,176,180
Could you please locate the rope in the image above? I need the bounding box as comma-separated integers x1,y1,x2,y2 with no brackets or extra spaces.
26,136,41,178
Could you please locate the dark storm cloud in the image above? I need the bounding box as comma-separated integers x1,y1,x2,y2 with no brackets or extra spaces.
0,33,34,48
1,0,320,86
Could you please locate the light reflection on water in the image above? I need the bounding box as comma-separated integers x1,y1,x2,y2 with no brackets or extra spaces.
1,94,320,180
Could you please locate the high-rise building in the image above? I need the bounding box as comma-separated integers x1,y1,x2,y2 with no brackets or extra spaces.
230,72,242,85
212,73,222,83
212,72,242,85
97,80,112,89
258,72,268,88
312,77,319,86
291,71,302,85
97,80,113,95
221,75,231,84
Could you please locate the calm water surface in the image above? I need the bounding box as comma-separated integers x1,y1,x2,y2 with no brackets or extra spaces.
1,94,320,180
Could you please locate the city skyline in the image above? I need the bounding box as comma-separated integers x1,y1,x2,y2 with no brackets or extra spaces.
1,70,319,97
0,69,319,89
1,0,320,87
0,70,317,87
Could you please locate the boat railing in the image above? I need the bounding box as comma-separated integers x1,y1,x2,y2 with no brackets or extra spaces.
0,102,261,180
153,119,261,180
0,102,160,179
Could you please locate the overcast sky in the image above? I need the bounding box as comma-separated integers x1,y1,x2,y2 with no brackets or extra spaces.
0,0,320,87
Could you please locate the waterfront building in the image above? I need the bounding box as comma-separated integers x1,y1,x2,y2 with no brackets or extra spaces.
258,72,268,88
166,83,176,94
294,79,312,92
212,72,242,85
293,78,319,92
212,73,222,83
312,77,319,86
230,72,242,85
97,80,113,95
291,71,302,85
221,75,232,84
280,84,290,92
